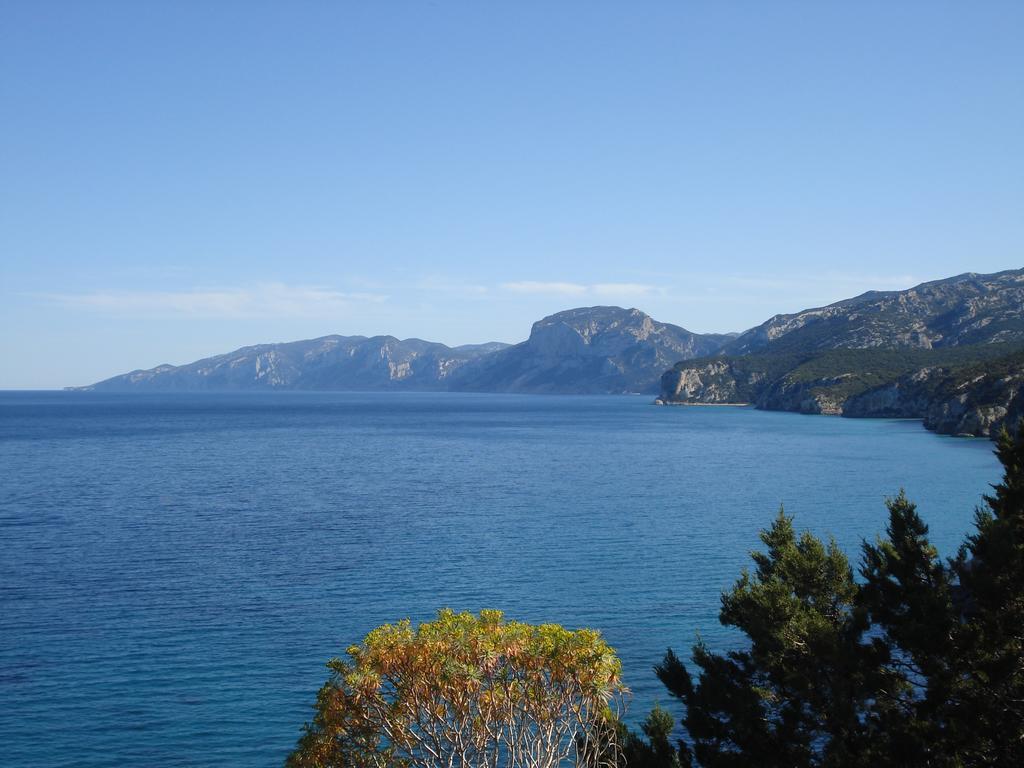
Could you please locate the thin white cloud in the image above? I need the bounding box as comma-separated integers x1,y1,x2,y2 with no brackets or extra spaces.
41,283,387,318
591,282,655,297
501,281,589,296
500,281,657,297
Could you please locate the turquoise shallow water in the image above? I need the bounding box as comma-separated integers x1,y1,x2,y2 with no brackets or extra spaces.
0,391,1000,767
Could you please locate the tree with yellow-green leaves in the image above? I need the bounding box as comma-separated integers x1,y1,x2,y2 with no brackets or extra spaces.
287,609,627,768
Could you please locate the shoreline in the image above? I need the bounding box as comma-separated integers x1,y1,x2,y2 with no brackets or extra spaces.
653,399,750,407
653,397,999,442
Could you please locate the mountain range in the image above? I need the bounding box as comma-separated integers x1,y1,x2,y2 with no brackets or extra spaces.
76,336,510,392
74,306,728,395
74,268,1024,439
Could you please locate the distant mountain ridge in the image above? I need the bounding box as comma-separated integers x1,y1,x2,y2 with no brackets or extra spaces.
659,268,1024,439
724,269,1024,355
76,269,1024,424
78,335,511,392
74,306,728,394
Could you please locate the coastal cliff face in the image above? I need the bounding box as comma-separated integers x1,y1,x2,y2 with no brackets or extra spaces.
659,349,1024,438
659,361,758,404
920,372,1024,438
840,368,938,419
660,361,861,415
755,376,849,416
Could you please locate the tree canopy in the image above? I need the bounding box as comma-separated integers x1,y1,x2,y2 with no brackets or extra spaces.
287,609,626,768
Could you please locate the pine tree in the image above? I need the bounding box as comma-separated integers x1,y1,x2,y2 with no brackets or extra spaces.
859,492,957,766
949,428,1024,764
655,510,876,767
639,432,1024,767
617,706,687,768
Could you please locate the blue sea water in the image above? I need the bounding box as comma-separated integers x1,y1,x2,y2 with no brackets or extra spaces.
0,391,1001,767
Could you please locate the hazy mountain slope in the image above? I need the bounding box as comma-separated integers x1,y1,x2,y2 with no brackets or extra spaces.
725,269,1024,355
77,335,510,392
450,306,733,394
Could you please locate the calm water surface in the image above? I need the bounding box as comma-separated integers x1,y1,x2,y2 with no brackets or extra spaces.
0,392,1000,767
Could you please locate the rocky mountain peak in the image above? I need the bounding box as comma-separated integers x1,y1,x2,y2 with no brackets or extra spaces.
529,306,649,339
525,307,674,358
725,268,1024,355
449,306,733,394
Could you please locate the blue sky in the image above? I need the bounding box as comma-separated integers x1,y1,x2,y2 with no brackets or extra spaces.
2,1,1022,388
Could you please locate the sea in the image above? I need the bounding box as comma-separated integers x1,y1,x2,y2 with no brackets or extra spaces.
0,391,1001,767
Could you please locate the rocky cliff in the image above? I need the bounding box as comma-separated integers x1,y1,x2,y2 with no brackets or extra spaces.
658,346,1024,438
450,307,733,394
658,360,767,404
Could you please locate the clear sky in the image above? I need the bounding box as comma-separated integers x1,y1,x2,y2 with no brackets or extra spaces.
2,1,1022,388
